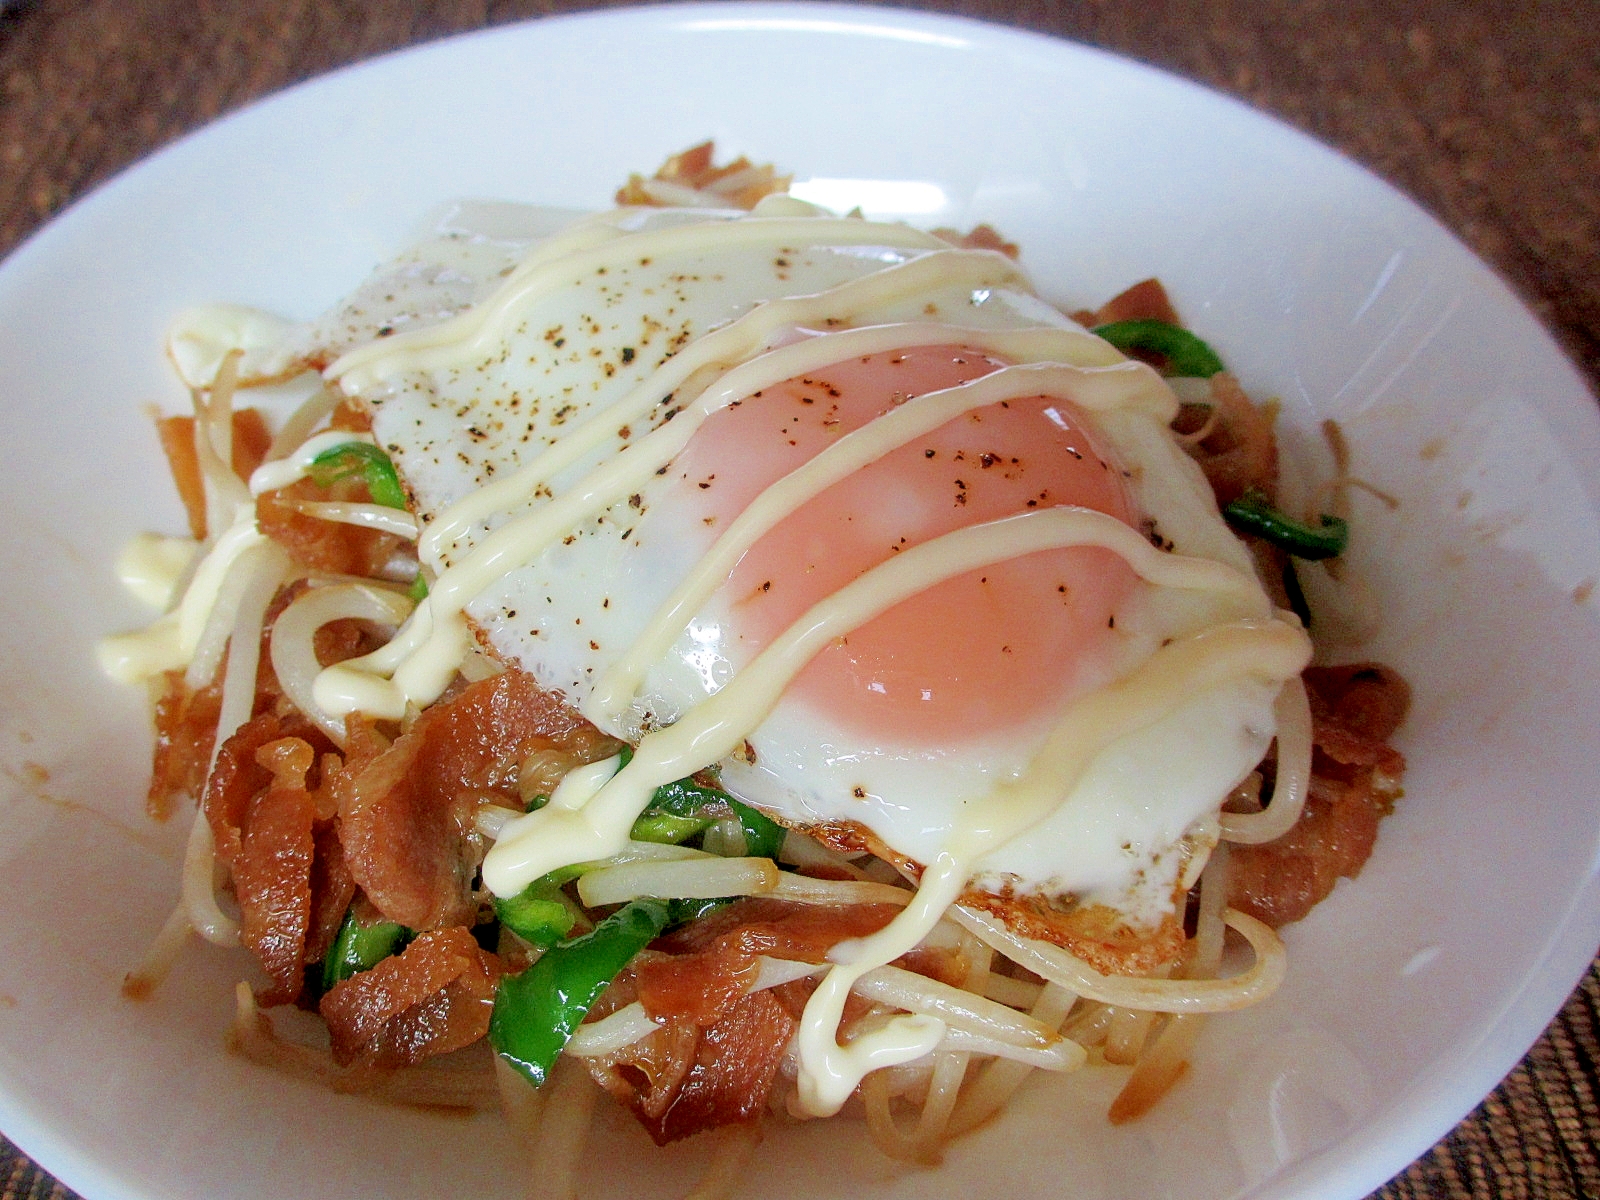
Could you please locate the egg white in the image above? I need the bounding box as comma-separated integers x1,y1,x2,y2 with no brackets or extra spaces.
226,198,1303,927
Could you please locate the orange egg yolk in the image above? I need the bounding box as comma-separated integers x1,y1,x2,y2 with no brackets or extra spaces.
670,343,1139,743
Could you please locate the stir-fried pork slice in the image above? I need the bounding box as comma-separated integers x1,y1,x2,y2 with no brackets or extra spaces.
204,710,329,867
588,900,909,1144
234,737,319,1003
1229,664,1409,927
635,898,901,1025
336,670,621,931
148,670,222,821
319,926,501,1069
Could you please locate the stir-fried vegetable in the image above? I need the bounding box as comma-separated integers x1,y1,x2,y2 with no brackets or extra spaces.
320,909,411,991
493,881,578,950
493,760,784,948
629,807,715,846
307,441,408,510
1223,489,1349,560
489,758,785,1083
490,896,727,1087
642,773,786,858
1093,318,1227,379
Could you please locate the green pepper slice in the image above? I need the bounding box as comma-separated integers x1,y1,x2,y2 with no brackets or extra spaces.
489,896,730,1087
320,909,411,992
494,764,769,947
629,808,715,846
307,441,408,510
1223,489,1350,560
1093,318,1227,379
641,773,785,858
493,882,578,950
490,898,673,1087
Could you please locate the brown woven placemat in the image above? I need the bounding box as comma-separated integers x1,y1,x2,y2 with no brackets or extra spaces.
0,2,1595,1198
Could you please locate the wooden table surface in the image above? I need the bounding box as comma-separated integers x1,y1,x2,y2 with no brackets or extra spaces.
0,2,1595,1198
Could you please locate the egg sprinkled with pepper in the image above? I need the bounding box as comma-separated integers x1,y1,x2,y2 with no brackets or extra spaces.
208,194,1306,949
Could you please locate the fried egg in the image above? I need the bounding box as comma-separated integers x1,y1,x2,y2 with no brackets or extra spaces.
201,195,1309,933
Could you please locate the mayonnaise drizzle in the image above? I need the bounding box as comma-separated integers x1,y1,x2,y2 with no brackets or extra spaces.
247,429,379,495
113,532,196,609
798,864,957,1112
102,508,266,686
329,216,952,391
316,277,1118,722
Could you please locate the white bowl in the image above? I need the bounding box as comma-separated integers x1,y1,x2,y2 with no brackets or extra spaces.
0,6,1596,1198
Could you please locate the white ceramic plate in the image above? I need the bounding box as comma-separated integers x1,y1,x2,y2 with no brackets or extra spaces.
1,5,1597,1199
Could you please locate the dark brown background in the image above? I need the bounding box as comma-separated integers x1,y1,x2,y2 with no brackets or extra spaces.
1,2,1596,1198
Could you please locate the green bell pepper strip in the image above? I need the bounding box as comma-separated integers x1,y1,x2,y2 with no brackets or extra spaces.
493,766,764,944
614,747,785,858
723,794,787,858
490,764,780,1086
645,775,786,859
1223,489,1350,560
307,442,408,510
491,751,784,954
320,909,411,992
1092,318,1227,379
493,884,578,950
628,808,715,846
490,898,673,1087
490,896,731,1087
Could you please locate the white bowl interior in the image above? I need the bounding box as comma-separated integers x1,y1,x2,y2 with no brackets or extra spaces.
0,7,1597,1199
